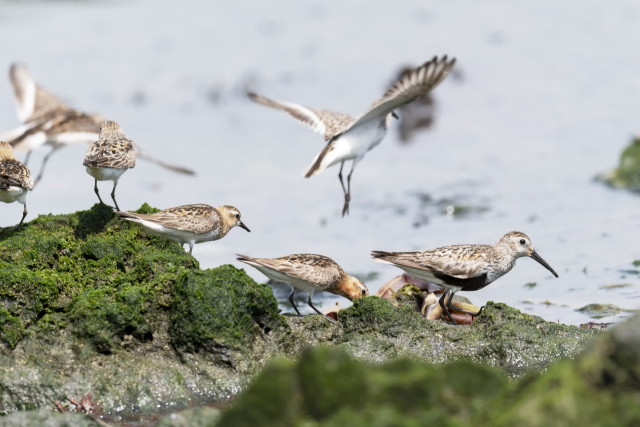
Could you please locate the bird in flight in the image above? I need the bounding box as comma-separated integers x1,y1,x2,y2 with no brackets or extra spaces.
248,55,455,216
1,64,195,186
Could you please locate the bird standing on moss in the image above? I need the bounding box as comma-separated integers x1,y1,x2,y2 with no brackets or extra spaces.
372,232,558,325
0,141,34,231
117,204,250,255
236,253,369,325
83,121,135,211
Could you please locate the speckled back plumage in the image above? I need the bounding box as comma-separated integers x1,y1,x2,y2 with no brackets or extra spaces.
83,121,136,170
240,253,346,287
0,142,33,190
121,204,225,235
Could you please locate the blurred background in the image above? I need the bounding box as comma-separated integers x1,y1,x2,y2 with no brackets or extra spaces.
1,0,639,325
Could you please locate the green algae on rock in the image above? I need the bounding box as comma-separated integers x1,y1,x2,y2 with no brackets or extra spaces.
0,205,602,418
217,313,640,427
598,137,640,192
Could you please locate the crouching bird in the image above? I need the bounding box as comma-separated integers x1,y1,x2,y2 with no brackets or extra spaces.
0,141,33,232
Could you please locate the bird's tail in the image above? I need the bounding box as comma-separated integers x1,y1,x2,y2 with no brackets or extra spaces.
303,140,345,178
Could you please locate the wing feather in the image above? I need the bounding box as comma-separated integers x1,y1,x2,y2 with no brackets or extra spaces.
248,92,354,141
347,56,455,130
120,204,216,234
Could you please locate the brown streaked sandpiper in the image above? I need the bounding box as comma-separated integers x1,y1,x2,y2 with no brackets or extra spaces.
118,204,249,255
372,231,558,325
248,55,455,216
0,141,34,231
83,121,135,211
1,64,195,185
236,253,369,325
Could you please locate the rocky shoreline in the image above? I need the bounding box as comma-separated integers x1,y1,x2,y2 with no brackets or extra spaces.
0,205,605,425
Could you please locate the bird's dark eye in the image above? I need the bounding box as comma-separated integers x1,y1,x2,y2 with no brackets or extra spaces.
235,214,239,219
361,289,366,295
520,239,526,245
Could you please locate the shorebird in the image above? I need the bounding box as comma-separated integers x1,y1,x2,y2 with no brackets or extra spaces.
248,55,455,216
83,121,135,211
236,253,369,324
372,231,558,325
118,204,250,255
1,64,194,185
0,141,34,231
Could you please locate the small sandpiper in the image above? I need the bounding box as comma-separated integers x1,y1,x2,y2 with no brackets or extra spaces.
248,55,455,216
236,253,369,325
118,204,250,255
83,121,135,211
372,231,558,325
0,141,34,232
1,64,194,184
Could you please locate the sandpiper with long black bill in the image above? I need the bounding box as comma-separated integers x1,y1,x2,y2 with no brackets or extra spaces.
372,231,558,325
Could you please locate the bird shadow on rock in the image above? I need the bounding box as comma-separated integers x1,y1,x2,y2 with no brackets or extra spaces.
74,203,115,239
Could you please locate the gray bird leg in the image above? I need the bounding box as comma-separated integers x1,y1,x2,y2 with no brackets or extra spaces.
307,293,338,325
439,290,458,325
94,179,105,205
23,151,32,166
288,287,302,316
15,204,27,229
34,147,57,186
341,160,357,217
111,181,120,211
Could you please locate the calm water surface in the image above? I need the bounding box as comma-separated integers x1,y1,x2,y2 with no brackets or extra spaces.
1,0,639,325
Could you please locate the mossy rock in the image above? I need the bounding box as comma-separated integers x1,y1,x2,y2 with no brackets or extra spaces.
217,314,640,427
170,266,287,352
599,137,640,192
0,204,603,417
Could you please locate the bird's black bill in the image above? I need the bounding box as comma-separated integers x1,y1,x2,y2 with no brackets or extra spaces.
239,221,251,232
530,250,558,278
392,111,399,119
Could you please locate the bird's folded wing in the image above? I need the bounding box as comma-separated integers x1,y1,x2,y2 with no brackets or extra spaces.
372,249,484,280
261,257,341,287
83,137,136,169
0,164,33,190
347,56,455,130
132,204,215,234
248,92,354,141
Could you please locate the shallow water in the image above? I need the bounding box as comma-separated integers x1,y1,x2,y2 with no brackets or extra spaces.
1,0,639,325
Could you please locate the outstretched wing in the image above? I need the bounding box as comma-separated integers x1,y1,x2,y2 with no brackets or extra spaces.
248,92,354,141
135,145,196,175
347,56,455,131
10,64,71,124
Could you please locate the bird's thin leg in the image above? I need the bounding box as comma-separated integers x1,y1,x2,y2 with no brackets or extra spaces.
342,159,358,217
446,292,483,317
15,204,27,230
188,243,194,255
338,161,347,195
34,147,58,186
23,151,32,166
94,179,105,205
307,292,338,325
111,181,120,212
288,286,302,316
438,290,458,325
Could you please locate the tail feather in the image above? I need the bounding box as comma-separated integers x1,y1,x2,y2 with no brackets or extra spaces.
116,211,144,222
303,140,341,178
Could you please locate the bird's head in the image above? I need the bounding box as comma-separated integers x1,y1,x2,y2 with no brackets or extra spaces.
0,142,15,161
328,275,369,301
498,231,558,277
218,205,250,232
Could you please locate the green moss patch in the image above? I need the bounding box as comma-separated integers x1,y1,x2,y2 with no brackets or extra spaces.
170,266,287,352
599,137,640,192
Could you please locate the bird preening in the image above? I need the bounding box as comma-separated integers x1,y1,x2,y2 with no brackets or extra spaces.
249,55,456,217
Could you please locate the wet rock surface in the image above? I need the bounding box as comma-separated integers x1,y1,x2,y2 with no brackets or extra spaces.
0,205,600,424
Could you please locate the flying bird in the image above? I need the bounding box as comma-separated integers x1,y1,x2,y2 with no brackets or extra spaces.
1,64,195,185
248,55,455,216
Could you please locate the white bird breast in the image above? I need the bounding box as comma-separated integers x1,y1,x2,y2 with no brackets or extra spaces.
85,166,127,182
0,186,28,205
134,219,219,245
327,120,388,166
